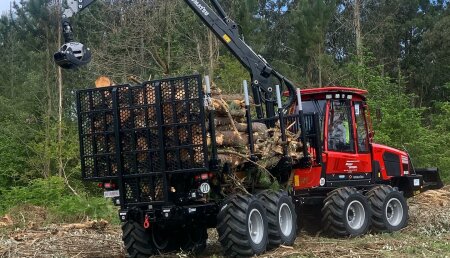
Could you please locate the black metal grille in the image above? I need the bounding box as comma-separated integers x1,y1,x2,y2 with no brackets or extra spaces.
77,75,209,205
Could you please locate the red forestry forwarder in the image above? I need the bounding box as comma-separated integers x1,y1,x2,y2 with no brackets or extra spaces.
55,0,443,257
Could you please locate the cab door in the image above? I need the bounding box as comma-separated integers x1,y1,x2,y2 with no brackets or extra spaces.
324,99,372,185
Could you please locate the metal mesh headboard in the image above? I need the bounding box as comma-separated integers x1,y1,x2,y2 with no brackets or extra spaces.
77,75,209,204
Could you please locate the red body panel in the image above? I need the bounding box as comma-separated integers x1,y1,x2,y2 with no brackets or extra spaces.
293,166,322,189
371,143,409,180
290,87,408,190
324,151,372,174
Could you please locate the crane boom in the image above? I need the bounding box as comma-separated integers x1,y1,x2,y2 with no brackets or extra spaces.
54,0,297,118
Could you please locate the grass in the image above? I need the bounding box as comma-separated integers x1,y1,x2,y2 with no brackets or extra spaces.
0,177,119,226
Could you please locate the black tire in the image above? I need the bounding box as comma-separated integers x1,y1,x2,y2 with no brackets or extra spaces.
122,221,174,258
322,187,371,237
177,225,208,254
367,185,408,232
258,190,297,249
217,194,268,257
122,221,155,258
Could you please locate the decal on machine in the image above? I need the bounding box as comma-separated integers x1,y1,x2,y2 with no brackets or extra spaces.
190,0,210,16
401,155,409,164
328,173,371,181
344,160,360,172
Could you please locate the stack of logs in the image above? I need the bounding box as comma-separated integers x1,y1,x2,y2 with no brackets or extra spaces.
208,88,304,172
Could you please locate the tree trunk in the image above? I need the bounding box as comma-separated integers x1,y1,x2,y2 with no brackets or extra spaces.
318,43,322,87
208,30,215,80
353,0,363,86
57,5,63,177
44,28,52,178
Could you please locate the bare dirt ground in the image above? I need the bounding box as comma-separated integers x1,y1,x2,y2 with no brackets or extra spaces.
1,186,450,258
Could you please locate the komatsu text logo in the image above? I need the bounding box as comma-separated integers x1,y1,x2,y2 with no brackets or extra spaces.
190,0,209,16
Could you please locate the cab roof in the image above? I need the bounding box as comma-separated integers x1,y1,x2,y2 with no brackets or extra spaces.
300,87,367,96
298,87,368,101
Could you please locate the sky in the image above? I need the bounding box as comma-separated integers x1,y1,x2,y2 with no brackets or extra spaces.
0,1,13,14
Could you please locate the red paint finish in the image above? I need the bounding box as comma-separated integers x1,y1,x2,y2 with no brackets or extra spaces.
325,151,372,175
371,143,408,180
300,87,368,97
284,87,368,101
289,86,409,191
293,166,322,189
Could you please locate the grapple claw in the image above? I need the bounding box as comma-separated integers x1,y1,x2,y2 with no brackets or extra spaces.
54,42,92,69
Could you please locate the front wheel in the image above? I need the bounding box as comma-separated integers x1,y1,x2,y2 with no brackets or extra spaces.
367,185,408,232
322,187,371,237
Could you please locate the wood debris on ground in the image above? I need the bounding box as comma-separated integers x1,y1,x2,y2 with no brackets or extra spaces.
0,220,123,258
407,185,450,236
1,188,450,257
0,215,13,228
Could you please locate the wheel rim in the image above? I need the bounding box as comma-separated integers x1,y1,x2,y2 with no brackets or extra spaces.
346,200,366,230
386,198,403,227
279,203,293,237
248,208,264,245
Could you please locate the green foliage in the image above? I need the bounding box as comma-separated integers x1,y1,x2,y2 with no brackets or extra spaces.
216,54,249,93
0,177,117,223
340,54,450,182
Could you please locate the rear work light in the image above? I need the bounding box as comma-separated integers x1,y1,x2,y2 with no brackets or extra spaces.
195,173,214,181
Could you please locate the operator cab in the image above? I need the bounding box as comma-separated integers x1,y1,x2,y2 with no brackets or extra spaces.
289,87,409,190
287,86,441,195
300,87,373,178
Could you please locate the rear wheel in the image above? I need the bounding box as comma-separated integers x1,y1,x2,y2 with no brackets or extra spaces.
122,220,155,258
367,185,408,232
122,221,174,258
217,194,268,257
322,187,371,237
258,190,297,249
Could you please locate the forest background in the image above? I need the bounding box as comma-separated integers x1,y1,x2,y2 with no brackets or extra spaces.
0,0,448,222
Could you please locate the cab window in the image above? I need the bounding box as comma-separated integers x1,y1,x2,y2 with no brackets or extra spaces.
354,102,369,152
301,100,326,144
328,100,354,152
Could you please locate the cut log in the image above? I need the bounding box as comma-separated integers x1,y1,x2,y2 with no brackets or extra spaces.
95,76,112,88
218,94,254,104
217,154,245,167
216,130,267,147
212,99,246,118
215,122,268,135
235,122,267,134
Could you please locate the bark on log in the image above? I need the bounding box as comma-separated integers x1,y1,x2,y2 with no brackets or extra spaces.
218,94,254,104
217,154,245,167
216,130,267,147
215,122,268,134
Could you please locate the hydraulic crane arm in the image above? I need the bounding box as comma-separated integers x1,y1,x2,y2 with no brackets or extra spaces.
54,0,297,117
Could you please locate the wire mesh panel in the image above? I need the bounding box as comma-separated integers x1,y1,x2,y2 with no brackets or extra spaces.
77,74,209,204
77,86,126,179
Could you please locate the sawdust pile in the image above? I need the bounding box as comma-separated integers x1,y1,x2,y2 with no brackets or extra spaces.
408,185,450,236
